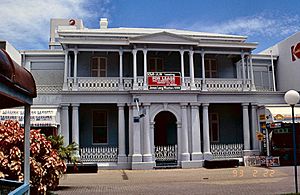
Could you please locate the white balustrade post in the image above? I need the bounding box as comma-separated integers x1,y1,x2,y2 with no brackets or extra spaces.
119,49,124,90
180,50,186,89
63,50,69,90
150,121,155,161
132,49,138,90
180,104,190,161
73,49,78,91
61,104,70,146
24,105,30,186
72,103,80,157
132,104,142,162
201,50,207,91
191,103,203,160
242,103,251,153
143,105,152,162
251,104,260,152
202,103,212,160
189,49,196,90
25,61,31,71
118,103,127,163
143,49,148,90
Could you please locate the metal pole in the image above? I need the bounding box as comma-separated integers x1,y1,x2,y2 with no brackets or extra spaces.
292,104,298,193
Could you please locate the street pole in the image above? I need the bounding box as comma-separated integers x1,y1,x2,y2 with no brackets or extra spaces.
292,104,298,193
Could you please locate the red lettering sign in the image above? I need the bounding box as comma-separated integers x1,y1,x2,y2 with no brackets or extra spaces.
291,42,300,61
147,72,181,90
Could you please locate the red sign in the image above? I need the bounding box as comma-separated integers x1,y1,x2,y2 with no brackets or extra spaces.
147,72,181,90
291,42,300,61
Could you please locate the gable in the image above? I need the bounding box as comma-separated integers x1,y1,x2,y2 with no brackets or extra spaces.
129,31,199,45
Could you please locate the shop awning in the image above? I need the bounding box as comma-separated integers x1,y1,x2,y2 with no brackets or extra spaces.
0,108,59,127
266,106,300,123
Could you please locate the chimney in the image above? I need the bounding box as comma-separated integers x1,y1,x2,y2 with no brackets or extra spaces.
100,18,108,29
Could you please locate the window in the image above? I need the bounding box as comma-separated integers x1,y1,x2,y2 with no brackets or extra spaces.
149,57,163,72
92,110,108,144
91,57,107,77
205,59,218,78
209,113,219,142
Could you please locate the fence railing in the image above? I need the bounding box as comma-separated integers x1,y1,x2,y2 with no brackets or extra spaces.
155,145,177,162
0,179,28,195
210,143,244,159
80,147,118,162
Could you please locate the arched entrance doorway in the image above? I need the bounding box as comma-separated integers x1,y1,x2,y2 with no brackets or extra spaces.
154,111,177,166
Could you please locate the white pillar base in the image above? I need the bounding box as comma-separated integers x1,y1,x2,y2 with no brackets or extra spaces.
132,154,142,162
63,83,68,91
191,152,203,160
202,84,208,91
143,154,153,162
181,153,190,161
118,154,128,163
190,84,197,90
132,162,155,170
203,152,213,160
181,160,204,168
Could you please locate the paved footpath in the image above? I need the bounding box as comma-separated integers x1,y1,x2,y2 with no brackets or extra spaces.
53,166,297,195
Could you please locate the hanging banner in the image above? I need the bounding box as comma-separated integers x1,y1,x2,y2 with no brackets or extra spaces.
147,72,181,90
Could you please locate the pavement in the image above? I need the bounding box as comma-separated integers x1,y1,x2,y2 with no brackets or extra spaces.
53,166,298,195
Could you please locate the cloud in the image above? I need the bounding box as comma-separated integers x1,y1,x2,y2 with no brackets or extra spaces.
166,13,300,38
0,0,111,50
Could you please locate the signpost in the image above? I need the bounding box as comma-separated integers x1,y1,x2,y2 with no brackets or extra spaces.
147,72,181,90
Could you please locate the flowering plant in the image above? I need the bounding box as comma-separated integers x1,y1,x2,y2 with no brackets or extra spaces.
0,120,66,194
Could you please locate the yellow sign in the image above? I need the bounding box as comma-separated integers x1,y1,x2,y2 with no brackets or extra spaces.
274,114,284,121
259,115,266,121
256,132,264,141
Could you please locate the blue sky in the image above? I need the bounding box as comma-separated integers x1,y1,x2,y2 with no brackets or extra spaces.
1,0,300,53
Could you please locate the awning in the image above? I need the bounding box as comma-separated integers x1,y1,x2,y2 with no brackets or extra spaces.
266,106,300,123
0,108,59,127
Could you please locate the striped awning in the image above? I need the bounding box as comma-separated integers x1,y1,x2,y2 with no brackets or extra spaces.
0,108,58,127
266,106,300,123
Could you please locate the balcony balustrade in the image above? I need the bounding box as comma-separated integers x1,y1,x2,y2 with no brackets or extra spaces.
36,77,270,92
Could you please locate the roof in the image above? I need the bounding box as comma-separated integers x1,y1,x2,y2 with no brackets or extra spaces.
57,26,247,42
0,49,36,108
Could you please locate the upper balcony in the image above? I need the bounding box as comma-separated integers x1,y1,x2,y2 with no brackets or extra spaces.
55,47,275,93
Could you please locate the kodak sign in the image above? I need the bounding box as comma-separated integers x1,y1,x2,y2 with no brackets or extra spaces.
291,42,300,61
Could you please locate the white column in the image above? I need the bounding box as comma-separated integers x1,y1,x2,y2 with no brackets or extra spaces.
61,104,69,146
63,50,69,90
191,104,203,160
241,52,246,90
132,49,138,90
118,103,127,163
180,104,190,161
72,103,80,157
119,49,124,90
150,121,155,161
251,104,260,152
143,49,148,90
25,61,31,71
201,50,207,91
189,49,196,90
270,50,276,91
132,104,142,162
249,54,256,91
73,49,78,91
180,50,185,89
202,103,212,160
24,105,30,185
242,103,251,151
143,105,152,162
128,105,133,162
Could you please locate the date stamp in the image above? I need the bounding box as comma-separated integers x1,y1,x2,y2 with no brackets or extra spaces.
232,169,276,178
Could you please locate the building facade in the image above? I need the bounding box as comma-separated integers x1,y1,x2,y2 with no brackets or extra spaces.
15,18,289,169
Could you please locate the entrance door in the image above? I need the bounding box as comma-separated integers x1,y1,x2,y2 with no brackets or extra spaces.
154,111,177,166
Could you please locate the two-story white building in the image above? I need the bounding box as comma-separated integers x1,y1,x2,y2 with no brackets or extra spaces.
9,18,288,169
